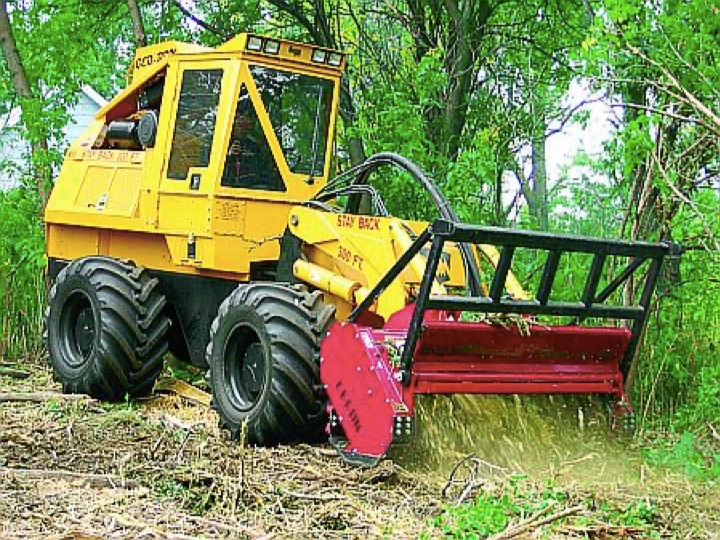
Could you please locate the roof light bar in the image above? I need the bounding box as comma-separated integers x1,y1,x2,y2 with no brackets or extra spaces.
247,37,343,67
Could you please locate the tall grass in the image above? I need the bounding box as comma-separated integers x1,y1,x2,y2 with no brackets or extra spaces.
0,187,45,360
635,251,720,430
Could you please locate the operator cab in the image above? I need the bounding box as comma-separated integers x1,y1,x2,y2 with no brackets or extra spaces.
88,33,343,201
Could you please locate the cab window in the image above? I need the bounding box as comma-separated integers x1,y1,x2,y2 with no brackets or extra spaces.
250,65,334,177
167,69,223,180
221,86,285,191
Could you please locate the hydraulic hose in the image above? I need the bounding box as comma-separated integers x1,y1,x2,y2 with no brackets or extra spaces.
340,152,483,296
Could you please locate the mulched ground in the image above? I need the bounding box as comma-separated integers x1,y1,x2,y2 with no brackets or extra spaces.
1,358,719,539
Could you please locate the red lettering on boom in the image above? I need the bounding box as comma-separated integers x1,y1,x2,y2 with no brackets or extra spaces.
337,214,356,228
358,217,380,231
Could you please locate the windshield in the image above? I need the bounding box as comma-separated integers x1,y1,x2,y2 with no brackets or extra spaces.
250,65,334,177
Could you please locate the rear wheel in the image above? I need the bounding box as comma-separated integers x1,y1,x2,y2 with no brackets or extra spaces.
207,283,335,445
45,256,170,401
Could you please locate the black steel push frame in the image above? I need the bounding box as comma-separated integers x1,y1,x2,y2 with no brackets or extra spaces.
348,219,680,386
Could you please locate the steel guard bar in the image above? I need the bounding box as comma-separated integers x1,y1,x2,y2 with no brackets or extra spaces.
349,219,680,386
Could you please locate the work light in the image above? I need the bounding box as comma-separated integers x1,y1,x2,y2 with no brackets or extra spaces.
328,52,343,66
264,40,280,54
247,36,263,51
311,49,327,63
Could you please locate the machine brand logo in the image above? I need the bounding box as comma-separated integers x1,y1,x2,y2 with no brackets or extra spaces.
134,48,177,71
335,380,362,433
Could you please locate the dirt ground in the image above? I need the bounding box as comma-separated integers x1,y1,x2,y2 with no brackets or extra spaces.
1,357,718,539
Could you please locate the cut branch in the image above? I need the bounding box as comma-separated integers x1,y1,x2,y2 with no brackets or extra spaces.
0,366,30,379
0,391,95,403
488,504,584,539
0,467,143,489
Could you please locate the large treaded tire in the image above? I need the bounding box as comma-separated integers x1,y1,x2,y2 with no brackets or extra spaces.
45,256,170,401
207,283,335,445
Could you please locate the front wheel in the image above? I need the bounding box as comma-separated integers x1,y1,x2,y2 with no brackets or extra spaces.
206,283,335,445
45,256,170,401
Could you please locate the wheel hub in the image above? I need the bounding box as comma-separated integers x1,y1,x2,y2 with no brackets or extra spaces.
241,343,265,395
225,326,267,412
74,307,95,359
59,291,96,367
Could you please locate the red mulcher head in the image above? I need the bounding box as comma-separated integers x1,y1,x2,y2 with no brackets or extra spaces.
320,220,678,465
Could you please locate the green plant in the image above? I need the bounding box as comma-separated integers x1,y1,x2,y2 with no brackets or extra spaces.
0,187,45,359
166,356,207,387
430,493,513,539
615,501,658,529
426,481,568,539
645,431,720,482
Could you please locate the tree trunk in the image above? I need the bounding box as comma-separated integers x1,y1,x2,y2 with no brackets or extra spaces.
0,269,7,360
530,118,549,230
339,78,367,166
0,0,48,203
127,0,147,47
442,0,492,163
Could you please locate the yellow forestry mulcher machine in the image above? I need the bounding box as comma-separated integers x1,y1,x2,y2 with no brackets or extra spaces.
44,33,677,464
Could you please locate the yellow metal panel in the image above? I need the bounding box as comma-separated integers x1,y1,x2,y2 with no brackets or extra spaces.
74,167,114,210
243,200,292,244
212,197,246,236
213,236,250,273
47,224,249,283
287,207,340,244
45,210,147,233
106,230,172,266
47,224,100,260
165,234,204,267
157,193,211,233
106,167,142,216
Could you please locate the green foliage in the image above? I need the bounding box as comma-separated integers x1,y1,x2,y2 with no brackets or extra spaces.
430,492,513,538
152,470,217,514
167,356,208,388
0,187,45,359
425,478,661,538
645,431,720,482
428,477,567,538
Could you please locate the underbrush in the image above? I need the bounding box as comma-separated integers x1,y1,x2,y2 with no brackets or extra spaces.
424,475,662,539
0,187,45,360
642,430,720,483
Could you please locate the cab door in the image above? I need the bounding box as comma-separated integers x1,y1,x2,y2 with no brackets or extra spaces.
156,59,239,267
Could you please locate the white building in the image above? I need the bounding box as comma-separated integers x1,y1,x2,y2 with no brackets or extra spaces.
0,85,107,191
